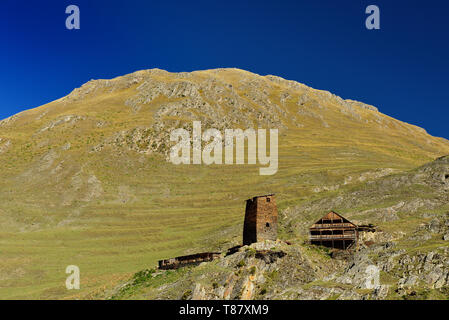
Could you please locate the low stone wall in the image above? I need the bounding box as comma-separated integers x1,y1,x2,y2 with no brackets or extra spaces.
158,252,221,270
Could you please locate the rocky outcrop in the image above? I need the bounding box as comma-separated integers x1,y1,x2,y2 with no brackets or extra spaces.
0,138,11,154
38,115,86,133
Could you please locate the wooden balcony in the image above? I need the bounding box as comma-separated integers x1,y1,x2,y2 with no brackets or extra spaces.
309,234,356,240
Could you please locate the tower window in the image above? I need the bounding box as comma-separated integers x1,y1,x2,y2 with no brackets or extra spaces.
267,198,271,202
266,222,270,228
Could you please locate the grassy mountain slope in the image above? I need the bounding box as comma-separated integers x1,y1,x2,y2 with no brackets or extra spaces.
0,68,448,299
106,156,449,300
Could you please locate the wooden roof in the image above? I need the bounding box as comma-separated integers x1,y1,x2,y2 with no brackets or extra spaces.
311,211,356,227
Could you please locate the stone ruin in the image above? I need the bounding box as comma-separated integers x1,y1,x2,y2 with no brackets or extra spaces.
158,252,221,270
243,194,278,245
158,194,279,269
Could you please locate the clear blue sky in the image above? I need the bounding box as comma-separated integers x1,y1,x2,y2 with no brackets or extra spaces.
1,0,448,139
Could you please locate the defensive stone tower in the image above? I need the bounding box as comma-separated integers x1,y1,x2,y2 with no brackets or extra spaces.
243,194,278,245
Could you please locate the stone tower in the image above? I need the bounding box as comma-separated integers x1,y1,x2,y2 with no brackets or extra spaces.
243,194,278,245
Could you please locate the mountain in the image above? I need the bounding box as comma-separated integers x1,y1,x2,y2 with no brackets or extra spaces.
0,68,448,299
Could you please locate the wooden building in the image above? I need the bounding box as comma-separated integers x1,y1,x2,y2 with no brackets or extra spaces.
309,211,357,250
243,194,278,245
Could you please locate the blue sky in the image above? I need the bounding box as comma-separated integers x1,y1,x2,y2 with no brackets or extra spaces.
1,0,448,139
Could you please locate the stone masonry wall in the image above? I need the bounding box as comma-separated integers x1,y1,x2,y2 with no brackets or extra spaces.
255,195,278,242
243,195,278,245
